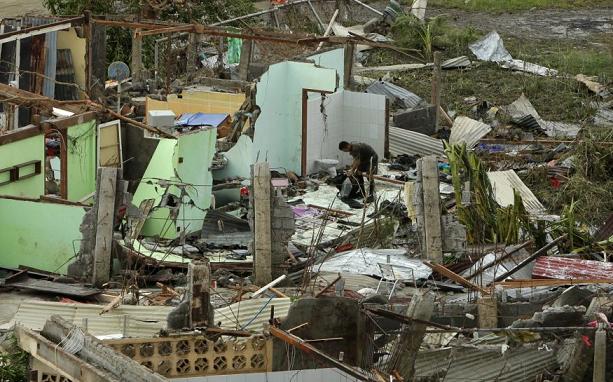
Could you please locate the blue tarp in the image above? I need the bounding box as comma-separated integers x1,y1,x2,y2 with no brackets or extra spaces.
175,113,229,127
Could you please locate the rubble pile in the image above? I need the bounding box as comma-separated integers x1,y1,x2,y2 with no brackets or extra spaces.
0,1,611,381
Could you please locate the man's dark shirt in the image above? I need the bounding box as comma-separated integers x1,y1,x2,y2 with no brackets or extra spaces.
350,143,378,173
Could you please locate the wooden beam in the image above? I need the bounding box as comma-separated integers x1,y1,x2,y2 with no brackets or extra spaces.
0,124,42,146
424,260,490,295
431,51,442,132
0,17,85,44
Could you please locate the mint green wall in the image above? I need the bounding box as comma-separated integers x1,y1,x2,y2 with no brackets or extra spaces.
132,128,217,239
0,198,86,274
308,48,345,90
0,134,45,198
253,61,337,175
67,120,97,202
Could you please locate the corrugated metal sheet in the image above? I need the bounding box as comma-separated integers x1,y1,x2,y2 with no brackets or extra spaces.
389,126,445,157
9,297,292,337
542,120,581,138
532,256,613,280
10,300,172,337
42,31,57,98
487,170,546,215
216,297,291,332
415,342,561,382
449,116,492,148
442,56,471,69
460,245,533,287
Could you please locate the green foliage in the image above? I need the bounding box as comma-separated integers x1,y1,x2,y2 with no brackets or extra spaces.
0,336,28,382
429,0,612,12
445,143,536,244
391,15,445,60
522,126,613,226
391,15,482,60
43,0,255,72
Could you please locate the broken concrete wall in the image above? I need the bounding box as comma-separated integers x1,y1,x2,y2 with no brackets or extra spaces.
253,61,337,175
0,197,87,274
132,128,216,239
271,192,295,277
308,47,345,90
273,297,365,371
306,90,386,174
121,123,160,193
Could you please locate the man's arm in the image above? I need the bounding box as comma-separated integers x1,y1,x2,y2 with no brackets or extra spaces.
348,157,360,174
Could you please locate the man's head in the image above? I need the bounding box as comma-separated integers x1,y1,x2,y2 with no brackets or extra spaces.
338,141,352,152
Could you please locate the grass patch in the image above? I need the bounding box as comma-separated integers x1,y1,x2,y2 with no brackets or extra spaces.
390,15,482,60
506,36,613,78
429,0,612,12
371,63,597,121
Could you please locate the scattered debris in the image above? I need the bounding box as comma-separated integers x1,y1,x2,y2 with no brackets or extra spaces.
0,2,611,382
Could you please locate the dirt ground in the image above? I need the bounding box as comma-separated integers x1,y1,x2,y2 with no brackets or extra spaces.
2,0,47,18
427,7,613,40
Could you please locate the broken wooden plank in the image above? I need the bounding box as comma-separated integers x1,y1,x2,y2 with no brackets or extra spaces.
424,261,490,295
3,271,100,298
99,294,122,315
315,273,342,297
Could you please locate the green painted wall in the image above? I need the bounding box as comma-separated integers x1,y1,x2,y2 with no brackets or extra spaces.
0,198,87,274
67,120,97,202
253,61,337,175
132,128,216,239
0,134,45,198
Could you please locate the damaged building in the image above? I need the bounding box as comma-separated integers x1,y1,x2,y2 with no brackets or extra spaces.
0,1,612,382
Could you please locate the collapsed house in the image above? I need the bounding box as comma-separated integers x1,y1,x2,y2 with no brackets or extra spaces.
0,1,611,382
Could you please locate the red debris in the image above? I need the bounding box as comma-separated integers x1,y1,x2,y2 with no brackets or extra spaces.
532,256,613,280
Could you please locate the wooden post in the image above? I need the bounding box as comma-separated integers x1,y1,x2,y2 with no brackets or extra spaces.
239,40,253,81
92,167,117,287
343,42,355,89
421,156,443,263
83,11,92,95
186,33,197,79
131,28,143,82
189,260,211,328
593,325,606,382
431,51,442,132
253,162,272,285
387,291,435,380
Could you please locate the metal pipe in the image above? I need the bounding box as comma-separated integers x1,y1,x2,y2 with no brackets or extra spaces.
349,0,383,16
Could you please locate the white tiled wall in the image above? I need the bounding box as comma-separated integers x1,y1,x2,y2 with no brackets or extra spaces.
306,90,386,174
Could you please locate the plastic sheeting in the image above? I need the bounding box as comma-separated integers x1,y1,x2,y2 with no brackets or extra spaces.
469,31,558,76
317,248,432,280
469,31,512,62
366,80,425,110
227,37,242,65
175,112,229,127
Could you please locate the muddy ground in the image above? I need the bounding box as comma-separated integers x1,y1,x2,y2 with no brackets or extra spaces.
2,0,47,18
427,7,613,40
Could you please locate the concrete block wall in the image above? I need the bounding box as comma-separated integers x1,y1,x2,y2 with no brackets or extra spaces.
271,193,295,278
